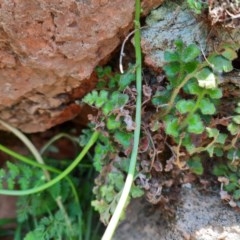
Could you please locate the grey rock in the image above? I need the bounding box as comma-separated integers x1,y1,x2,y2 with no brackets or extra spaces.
114,187,240,240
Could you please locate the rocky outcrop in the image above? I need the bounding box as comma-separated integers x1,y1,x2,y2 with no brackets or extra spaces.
0,0,163,133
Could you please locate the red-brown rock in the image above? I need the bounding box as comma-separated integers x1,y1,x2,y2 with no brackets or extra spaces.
0,0,163,133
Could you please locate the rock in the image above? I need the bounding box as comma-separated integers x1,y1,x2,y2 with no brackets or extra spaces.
0,0,163,133
141,0,240,70
114,187,240,240
0,195,16,221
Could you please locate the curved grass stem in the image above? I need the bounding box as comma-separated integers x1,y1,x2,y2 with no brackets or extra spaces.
0,119,82,236
0,120,50,180
0,144,79,203
0,131,99,196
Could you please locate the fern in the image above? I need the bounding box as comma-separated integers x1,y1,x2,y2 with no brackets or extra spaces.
187,0,207,14
0,162,45,191
0,144,101,239
24,210,74,240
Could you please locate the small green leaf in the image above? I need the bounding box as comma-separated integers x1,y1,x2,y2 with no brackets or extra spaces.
220,47,237,61
198,98,216,115
181,44,200,63
111,92,129,108
115,158,130,173
152,87,172,105
229,173,238,182
24,230,44,240
108,73,120,88
164,51,180,62
216,133,227,144
48,182,61,199
100,185,116,203
96,66,112,78
96,80,107,88
106,115,121,130
7,177,15,190
208,55,233,73
227,149,240,161
176,99,195,114
225,183,237,192
91,199,109,214
233,189,240,200
233,115,240,124
206,145,215,157
206,127,219,138
235,107,240,114
131,185,144,198
184,61,198,73
83,90,98,105
187,114,204,134
214,148,224,157
185,143,195,153
118,71,135,90
163,62,180,77
187,80,202,95
196,68,216,89
95,90,109,108
6,162,20,178
165,117,180,137
227,123,239,135
206,127,227,144
187,157,203,175
79,128,94,146
213,164,229,176
206,88,222,99
181,133,195,152
174,39,184,50
108,173,124,191
187,0,204,14
114,131,133,148
102,102,115,115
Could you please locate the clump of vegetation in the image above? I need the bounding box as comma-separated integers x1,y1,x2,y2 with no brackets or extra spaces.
82,66,144,225
0,121,103,240
187,0,208,14
150,40,240,207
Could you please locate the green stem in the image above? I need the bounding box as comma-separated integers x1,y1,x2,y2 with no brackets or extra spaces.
0,144,79,203
157,62,208,119
55,196,73,236
0,131,99,196
180,89,207,130
0,120,50,180
0,120,76,234
101,0,142,239
40,133,79,155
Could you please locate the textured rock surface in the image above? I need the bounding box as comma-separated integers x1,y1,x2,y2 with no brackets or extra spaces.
141,0,240,70
114,186,240,240
0,0,163,133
